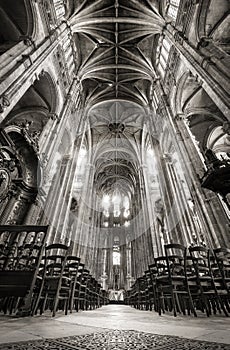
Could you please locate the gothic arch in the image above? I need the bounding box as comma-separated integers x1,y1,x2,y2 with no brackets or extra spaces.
187,113,221,152
204,124,230,168
173,72,190,115
38,71,60,115
2,71,59,153
0,0,38,54
196,0,229,46
174,71,228,153
64,0,75,19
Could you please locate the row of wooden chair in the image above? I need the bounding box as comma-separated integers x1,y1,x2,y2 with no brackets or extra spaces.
0,225,48,316
124,244,230,317
31,243,109,317
0,226,109,316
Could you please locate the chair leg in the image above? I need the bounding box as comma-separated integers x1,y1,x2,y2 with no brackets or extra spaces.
171,291,177,317
52,294,60,317
188,292,197,317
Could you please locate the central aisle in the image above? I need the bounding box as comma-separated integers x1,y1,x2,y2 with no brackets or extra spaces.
0,305,230,346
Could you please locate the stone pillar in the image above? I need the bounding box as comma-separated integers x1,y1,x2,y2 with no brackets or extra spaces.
138,161,160,257
164,25,230,119
101,272,108,291
73,162,95,261
175,115,230,247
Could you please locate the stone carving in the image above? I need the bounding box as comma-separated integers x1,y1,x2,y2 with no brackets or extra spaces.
0,169,11,200
0,156,17,174
108,123,125,134
12,119,41,152
0,95,10,113
0,150,18,201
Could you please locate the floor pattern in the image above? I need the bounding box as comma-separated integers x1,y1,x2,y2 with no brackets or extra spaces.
0,330,230,350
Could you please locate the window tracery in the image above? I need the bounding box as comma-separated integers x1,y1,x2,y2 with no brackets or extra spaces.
156,37,171,78
166,0,180,21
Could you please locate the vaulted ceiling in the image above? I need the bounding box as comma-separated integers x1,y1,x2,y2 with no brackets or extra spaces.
88,101,144,196
70,0,165,108
69,0,165,202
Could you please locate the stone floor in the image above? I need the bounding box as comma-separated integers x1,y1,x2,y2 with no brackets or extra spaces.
0,305,230,347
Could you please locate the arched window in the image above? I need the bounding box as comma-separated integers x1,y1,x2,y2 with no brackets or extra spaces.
167,0,180,21
156,37,171,78
113,236,120,265
113,249,121,265
206,126,230,161
73,145,87,197
101,191,131,226
53,0,66,20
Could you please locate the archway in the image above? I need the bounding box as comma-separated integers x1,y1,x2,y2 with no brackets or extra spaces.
0,0,35,54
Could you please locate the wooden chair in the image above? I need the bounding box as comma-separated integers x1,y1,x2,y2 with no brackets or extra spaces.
154,255,171,315
87,276,97,310
0,225,48,316
32,243,70,317
211,248,230,312
156,244,197,317
130,279,138,309
149,262,159,312
136,277,147,310
78,268,90,311
144,270,153,311
124,289,131,305
189,246,229,317
213,247,230,293
95,281,102,308
69,262,85,312
64,255,81,313
90,277,101,310
99,289,109,306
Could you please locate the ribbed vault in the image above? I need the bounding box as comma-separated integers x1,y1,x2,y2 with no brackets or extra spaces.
88,101,144,199
70,1,164,230
70,0,164,108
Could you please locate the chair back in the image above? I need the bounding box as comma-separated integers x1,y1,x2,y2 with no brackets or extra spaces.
189,246,212,278
164,243,186,278
0,226,48,313
154,256,168,276
65,256,81,287
43,243,69,290
0,225,47,271
213,247,230,279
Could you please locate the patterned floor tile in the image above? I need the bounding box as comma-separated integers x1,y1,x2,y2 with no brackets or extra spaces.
0,330,229,350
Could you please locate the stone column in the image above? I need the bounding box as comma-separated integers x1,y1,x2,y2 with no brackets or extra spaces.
164,25,230,119
175,115,230,247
